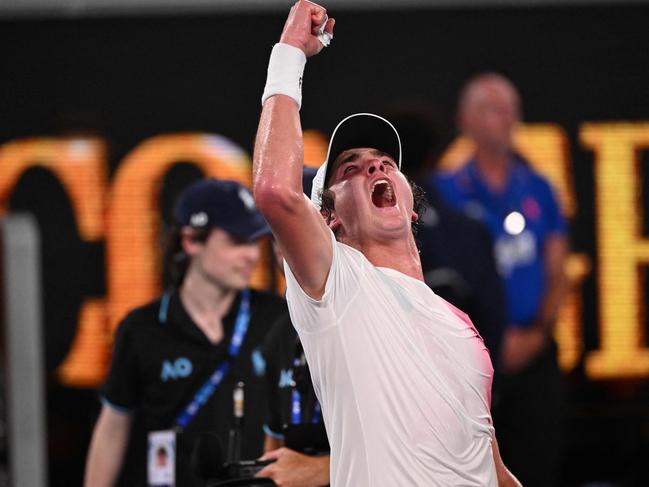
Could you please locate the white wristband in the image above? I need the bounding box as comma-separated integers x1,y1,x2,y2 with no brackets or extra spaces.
261,43,307,110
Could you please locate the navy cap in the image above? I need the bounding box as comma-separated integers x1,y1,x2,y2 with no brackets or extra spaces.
173,178,271,242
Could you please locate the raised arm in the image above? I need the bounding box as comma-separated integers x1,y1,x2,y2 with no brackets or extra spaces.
253,0,335,300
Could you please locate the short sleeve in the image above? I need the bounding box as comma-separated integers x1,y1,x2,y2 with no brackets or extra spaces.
100,315,141,413
283,228,363,333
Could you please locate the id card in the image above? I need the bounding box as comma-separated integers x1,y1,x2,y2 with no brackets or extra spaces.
147,430,176,487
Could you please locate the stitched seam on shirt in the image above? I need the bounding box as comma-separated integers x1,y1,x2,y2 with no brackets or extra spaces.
293,244,364,334
283,230,339,310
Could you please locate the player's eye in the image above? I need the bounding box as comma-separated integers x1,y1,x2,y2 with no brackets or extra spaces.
343,165,357,174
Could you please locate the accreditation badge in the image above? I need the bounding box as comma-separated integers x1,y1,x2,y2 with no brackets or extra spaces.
147,430,176,487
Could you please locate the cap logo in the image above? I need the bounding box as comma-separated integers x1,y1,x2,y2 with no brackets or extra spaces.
190,212,208,227
238,187,256,212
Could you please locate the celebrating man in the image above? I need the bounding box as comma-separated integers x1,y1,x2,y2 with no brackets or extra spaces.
253,2,520,485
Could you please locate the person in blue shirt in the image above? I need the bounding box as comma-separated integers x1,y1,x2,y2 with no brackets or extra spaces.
432,73,569,487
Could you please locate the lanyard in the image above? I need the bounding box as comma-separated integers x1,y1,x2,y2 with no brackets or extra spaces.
290,357,321,425
174,289,251,431
291,389,321,424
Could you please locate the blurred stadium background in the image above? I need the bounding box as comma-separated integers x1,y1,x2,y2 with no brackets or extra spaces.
1,0,649,485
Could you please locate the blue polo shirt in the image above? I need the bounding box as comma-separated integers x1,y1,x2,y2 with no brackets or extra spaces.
431,155,566,328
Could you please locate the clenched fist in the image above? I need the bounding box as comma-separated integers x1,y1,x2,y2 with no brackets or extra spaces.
280,0,336,58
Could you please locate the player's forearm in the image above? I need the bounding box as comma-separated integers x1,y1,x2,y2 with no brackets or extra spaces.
253,95,306,215
492,435,522,487
254,0,333,217
497,468,523,487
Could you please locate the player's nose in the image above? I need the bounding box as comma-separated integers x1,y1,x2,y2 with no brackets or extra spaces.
366,159,386,175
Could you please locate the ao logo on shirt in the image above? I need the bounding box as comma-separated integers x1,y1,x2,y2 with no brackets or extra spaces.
160,357,193,381
278,369,294,388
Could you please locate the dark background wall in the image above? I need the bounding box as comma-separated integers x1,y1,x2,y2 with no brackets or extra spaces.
1,4,649,485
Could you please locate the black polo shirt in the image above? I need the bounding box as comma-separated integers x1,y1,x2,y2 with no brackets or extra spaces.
101,288,287,487
261,313,328,453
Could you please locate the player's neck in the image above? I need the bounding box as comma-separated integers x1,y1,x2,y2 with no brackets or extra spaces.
474,147,512,192
179,272,236,343
346,234,424,282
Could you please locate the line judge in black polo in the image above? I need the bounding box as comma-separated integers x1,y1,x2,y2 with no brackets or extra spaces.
84,179,287,487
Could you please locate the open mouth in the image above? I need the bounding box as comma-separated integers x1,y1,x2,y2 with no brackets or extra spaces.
371,179,396,208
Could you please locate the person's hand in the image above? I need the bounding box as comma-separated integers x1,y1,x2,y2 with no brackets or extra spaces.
256,447,330,487
499,326,548,374
280,0,335,58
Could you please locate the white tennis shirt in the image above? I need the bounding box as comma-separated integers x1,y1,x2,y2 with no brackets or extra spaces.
284,230,497,486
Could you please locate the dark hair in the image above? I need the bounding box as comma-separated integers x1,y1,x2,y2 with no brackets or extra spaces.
320,177,427,238
162,225,212,287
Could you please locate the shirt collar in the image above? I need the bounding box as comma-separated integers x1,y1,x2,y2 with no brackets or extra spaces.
167,288,243,345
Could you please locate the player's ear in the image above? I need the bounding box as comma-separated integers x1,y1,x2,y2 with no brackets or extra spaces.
322,208,342,233
411,211,419,223
328,213,342,233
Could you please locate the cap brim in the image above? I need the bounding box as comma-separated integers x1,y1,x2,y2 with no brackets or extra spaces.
223,216,272,242
310,113,402,209
244,225,272,242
